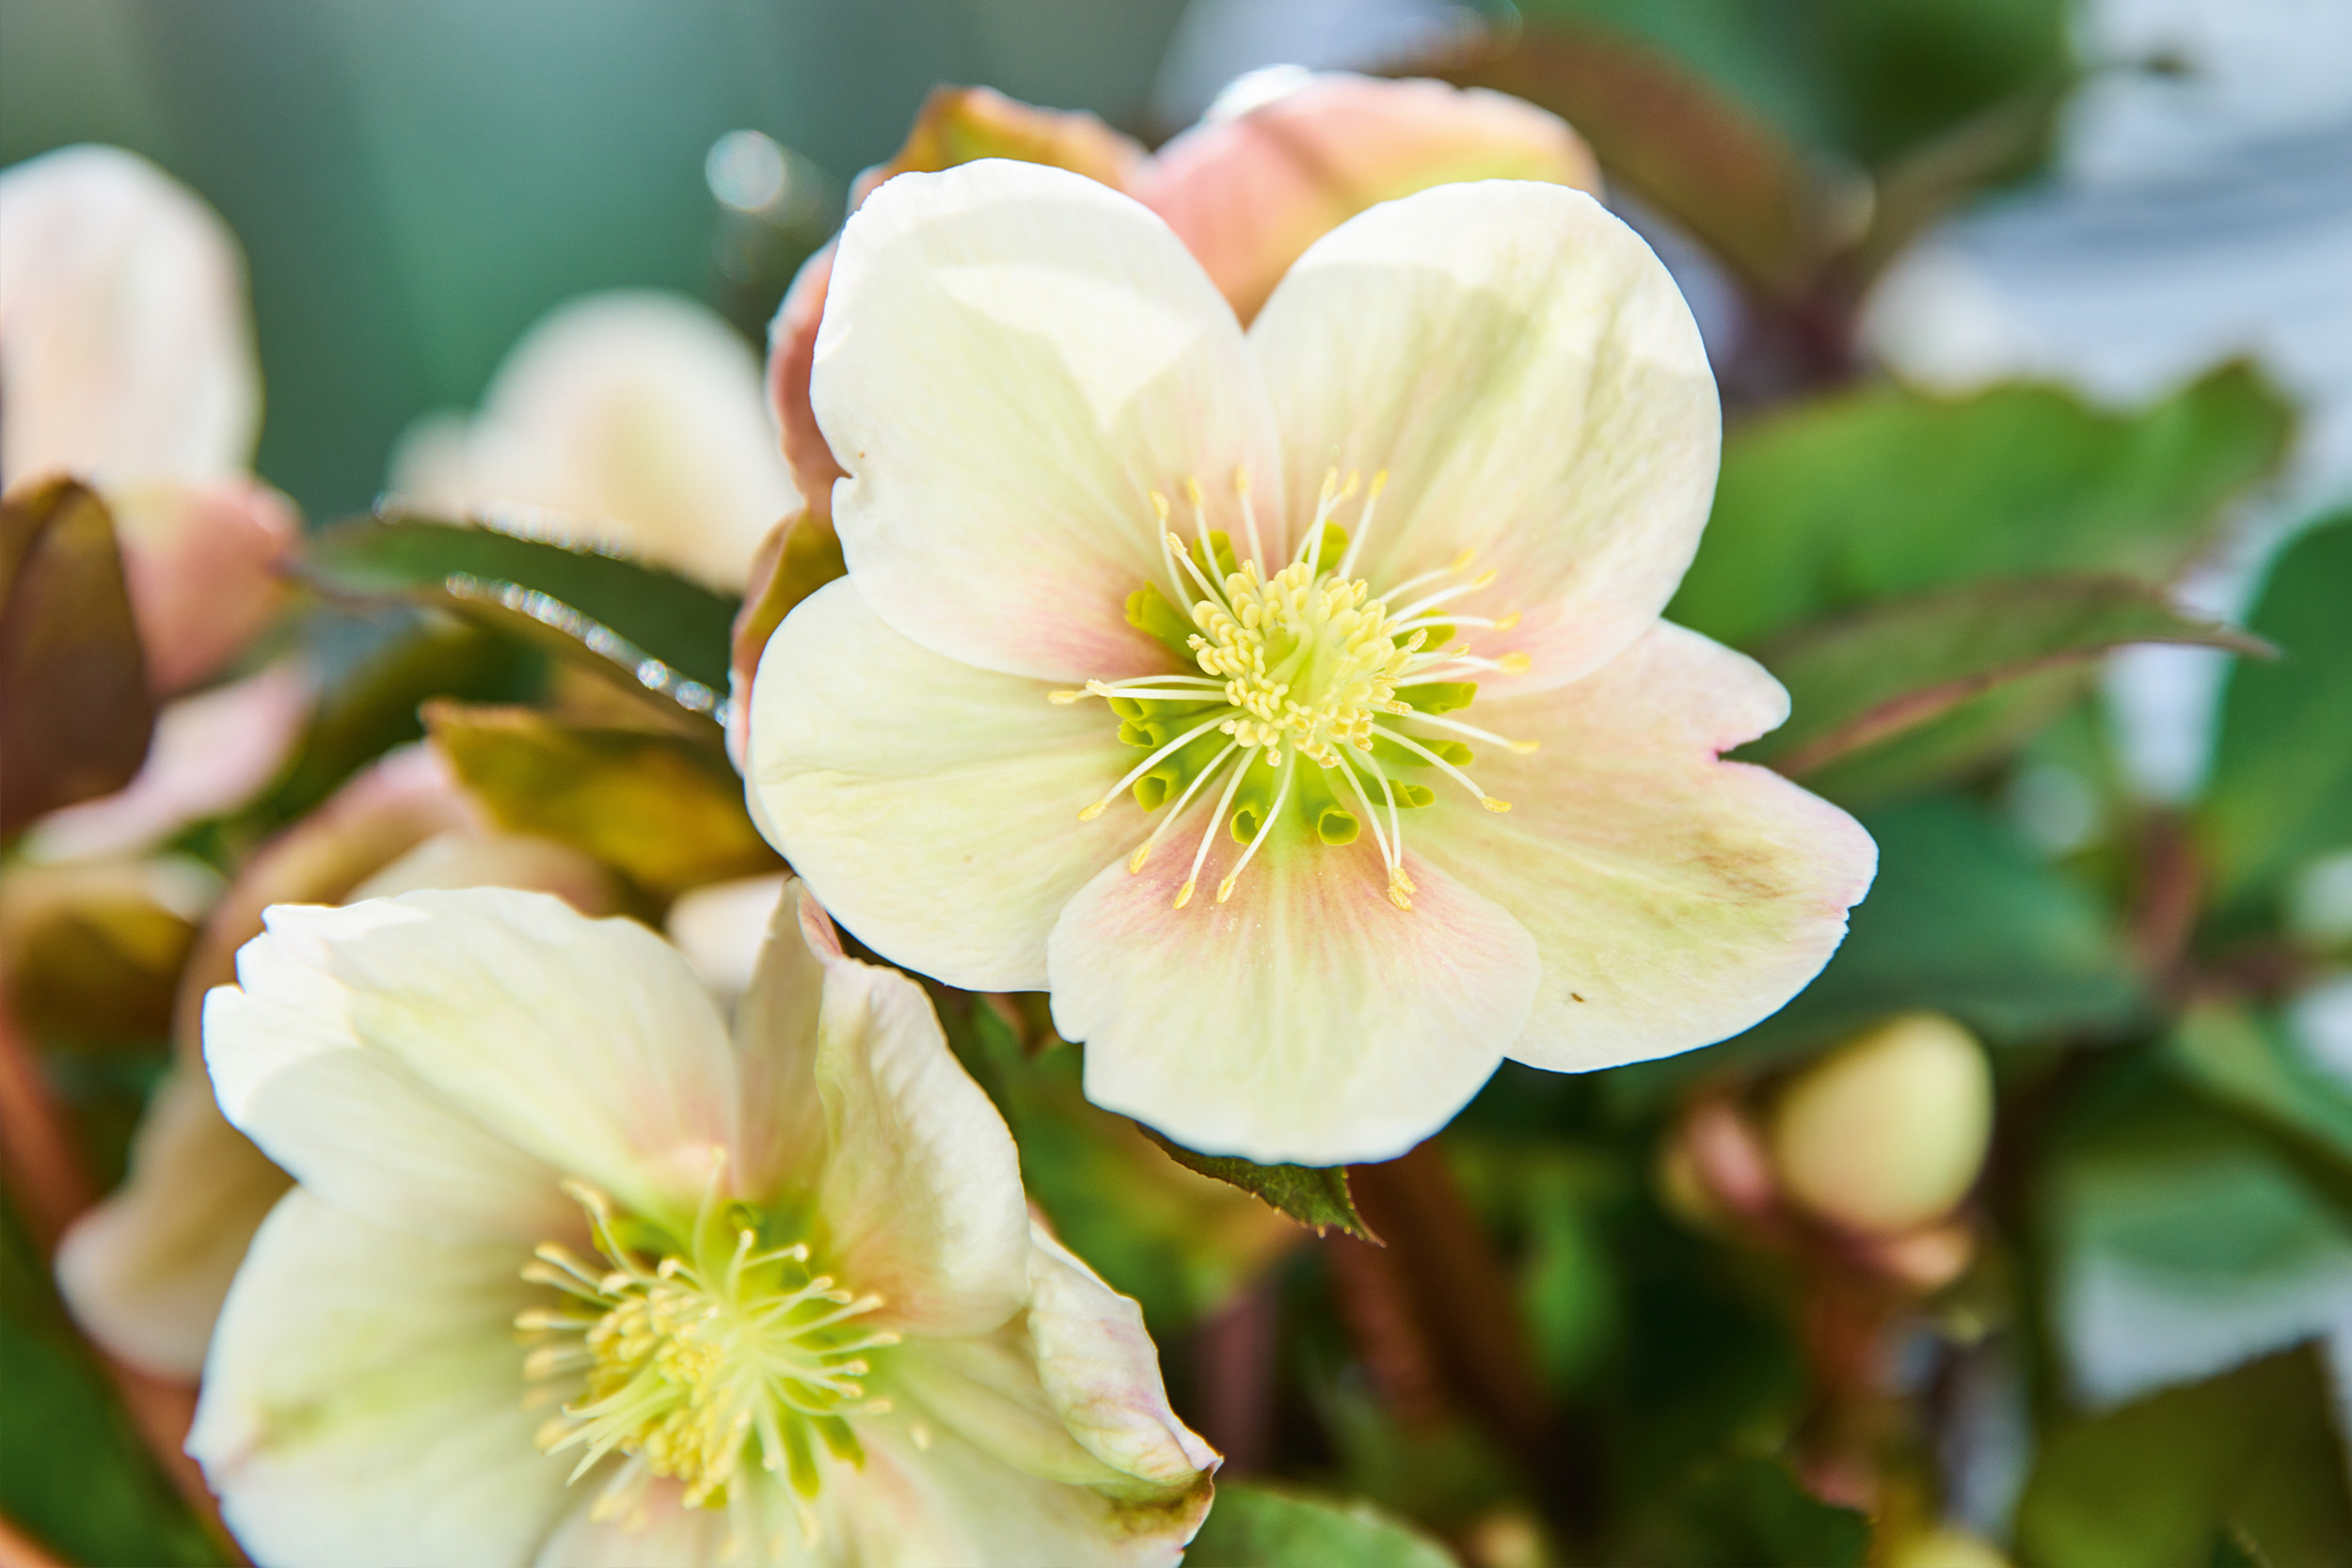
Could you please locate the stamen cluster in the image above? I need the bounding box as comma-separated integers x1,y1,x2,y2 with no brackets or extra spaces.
1059,466,1534,913
521,1178,897,1525
1191,562,1419,768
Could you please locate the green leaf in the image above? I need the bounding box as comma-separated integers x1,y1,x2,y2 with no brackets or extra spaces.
1612,795,2140,1105
1139,1127,1377,1243
210,608,542,848
2167,1003,2352,1174
1616,1455,1871,1568
0,478,156,839
423,703,779,900
2016,1346,2352,1568
0,1198,222,1566
1184,1482,1457,1568
2200,512,2352,913
2044,1083,2352,1453
300,510,739,726
1670,365,2294,651
1747,575,2265,778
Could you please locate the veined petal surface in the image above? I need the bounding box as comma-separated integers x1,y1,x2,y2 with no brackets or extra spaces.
1249,180,1718,693
812,158,1282,680
189,1194,574,1568
750,579,1136,990
802,900,1034,1338
1048,831,1538,1165
1422,622,1878,1071
205,889,740,1234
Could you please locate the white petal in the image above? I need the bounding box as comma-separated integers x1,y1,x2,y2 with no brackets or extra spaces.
1420,621,1878,1071
804,908,1034,1338
664,872,792,1006
750,579,1136,991
813,158,1282,679
0,146,259,486
188,1193,572,1568
725,879,827,1198
388,292,797,592
1048,831,1538,1165
1024,1224,1220,1491
55,1066,289,1379
1249,180,1718,693
205,889,739,1235
883,1223,1214,1498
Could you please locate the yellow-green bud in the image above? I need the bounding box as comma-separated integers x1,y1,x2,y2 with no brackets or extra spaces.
1769,1013,1993,1235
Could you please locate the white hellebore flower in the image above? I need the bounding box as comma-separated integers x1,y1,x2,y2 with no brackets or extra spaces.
389,292,799,592
189,883,1215,1567
750,160,1877,1165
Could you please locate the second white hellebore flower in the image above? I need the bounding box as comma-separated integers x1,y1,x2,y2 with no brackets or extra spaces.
750,160,1877,1165
190,883,1214,1566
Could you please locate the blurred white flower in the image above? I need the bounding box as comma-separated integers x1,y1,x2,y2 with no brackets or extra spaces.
189,883,1215,1566
0,144,296,694
389,292,798,593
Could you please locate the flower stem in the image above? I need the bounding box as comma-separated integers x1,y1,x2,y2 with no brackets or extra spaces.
1343,1140,1603,1550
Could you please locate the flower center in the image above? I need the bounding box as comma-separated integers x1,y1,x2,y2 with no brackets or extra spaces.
1054,468,1534,912
521,1174,896,1528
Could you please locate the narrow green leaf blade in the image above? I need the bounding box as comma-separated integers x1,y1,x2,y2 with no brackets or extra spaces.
300,511,739,721
1748,574,2266,777
1184,1481,1456,1568
1139,1128,1377,1243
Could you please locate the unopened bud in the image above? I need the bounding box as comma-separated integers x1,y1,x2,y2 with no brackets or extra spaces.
1769,1013,1993,1236
1889,1528,2013,1568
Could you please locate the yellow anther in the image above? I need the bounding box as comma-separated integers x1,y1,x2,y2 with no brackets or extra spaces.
1481,797,1512,813
1497,652,1533,674
1450,547,1477,571
1128,843,1152,873
1150,491,1170,520
1509,739,1541,754
1495,610,1521,630
1173,879,1197,910
1048,689,1084,705
1184,475,1205,507
1077,800,1107,821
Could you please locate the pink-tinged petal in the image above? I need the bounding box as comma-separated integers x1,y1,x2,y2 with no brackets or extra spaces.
207,889,739,1235
54,1066,290,1379
813,158,1282,680
0,146,259,487
110,476,297,694
21,659,313,864
766,246,846,519
1141,72,1601,324
1419,622,1877,1072
189,1193,573,1568
1250,180,1719,695
749,579,1137,991
801,893,1034,1338
1047,831,1538,1165
388,293,797,593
